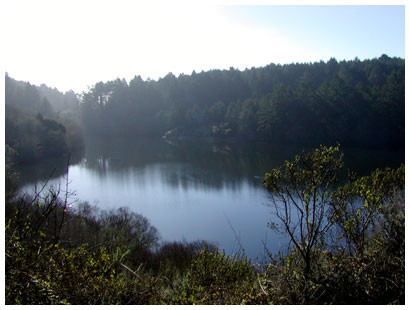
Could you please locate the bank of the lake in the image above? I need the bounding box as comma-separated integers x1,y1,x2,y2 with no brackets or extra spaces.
7,144,404,305
16,138,404,260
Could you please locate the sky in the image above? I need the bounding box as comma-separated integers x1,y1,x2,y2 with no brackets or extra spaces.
2,1,405,93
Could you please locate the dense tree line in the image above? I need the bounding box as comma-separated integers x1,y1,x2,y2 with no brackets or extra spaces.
5,75,84,165
6,54,404,161
80,55,404,148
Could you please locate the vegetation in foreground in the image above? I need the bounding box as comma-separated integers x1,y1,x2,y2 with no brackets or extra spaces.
5,146,404,305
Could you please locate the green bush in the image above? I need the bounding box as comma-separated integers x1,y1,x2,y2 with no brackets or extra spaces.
262,146,404,304
170,247,265,304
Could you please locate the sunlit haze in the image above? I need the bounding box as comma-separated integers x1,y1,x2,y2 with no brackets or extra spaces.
3,1,405,93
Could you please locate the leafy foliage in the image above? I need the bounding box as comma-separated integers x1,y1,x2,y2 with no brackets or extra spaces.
262,146,404,304
264,145,343,293
330,164,404,254
170,247,263,305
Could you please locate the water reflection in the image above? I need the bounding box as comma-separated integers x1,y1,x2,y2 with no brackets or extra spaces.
79,137,404,191
14,150,84,187
17,138,404,260
80,137,308,191
16,138,404,192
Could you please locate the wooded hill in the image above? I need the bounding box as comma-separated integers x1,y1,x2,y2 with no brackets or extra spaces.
6,54,405,166
79,55,404,148
5,74,84,164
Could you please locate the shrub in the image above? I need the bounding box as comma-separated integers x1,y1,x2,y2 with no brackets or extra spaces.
171,247,262,304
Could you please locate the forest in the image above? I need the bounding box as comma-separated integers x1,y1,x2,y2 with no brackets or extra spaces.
79,54,404,148
5,54,405,168
5,55,405,305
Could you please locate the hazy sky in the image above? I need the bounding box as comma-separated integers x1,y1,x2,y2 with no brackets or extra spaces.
3,1,405,93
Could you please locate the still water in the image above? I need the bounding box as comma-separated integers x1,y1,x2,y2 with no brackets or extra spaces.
18,138,404,260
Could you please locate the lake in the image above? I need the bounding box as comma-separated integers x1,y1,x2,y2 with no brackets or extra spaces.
18,137,404,261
